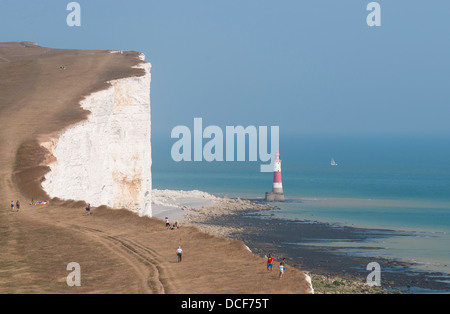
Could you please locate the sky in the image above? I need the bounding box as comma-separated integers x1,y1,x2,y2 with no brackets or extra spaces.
1,0,450,140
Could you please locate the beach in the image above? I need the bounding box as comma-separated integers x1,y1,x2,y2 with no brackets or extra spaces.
151,189,450,293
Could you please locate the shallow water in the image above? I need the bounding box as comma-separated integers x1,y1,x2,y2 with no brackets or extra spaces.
152,135,450,290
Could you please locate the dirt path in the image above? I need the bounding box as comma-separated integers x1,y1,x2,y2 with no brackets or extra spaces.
0,42,312,294
0,43,164,293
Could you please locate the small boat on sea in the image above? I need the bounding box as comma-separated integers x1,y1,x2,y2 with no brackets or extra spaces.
331,158,338,166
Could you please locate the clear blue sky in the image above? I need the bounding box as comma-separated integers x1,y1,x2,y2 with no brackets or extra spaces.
1,0,449,138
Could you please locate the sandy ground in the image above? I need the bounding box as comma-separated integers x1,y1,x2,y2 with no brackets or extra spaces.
0,42,312,294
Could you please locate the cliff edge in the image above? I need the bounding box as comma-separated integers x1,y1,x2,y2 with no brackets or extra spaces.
41,53,152,217
0,42,313,294
2,42,152,216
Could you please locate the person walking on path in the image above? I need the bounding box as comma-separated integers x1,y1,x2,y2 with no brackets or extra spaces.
176,246,183,263
10,201,14,211
16,200,20,212
281,257,286,273
165,217,170,230
279,262,285,280
267,254,274,271
85,203,91,216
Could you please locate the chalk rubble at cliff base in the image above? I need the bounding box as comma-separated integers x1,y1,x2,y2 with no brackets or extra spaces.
151,189,271,238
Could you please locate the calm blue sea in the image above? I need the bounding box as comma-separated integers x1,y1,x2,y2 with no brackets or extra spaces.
152,134,450,279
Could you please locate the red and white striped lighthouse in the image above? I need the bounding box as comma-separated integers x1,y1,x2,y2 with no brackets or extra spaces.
272,152,283,193
265,152,285,201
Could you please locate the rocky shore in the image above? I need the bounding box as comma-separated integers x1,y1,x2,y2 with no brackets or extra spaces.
182,196,271,237
158,191,449,294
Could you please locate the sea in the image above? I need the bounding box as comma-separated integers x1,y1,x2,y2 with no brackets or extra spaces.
152,134,450,291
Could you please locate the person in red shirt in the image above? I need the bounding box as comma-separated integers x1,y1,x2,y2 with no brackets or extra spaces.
267,254,274,271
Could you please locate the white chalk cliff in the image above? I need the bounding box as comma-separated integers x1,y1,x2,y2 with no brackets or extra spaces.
42,54,152,217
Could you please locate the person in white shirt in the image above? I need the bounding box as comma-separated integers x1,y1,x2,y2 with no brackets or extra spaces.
279,263,284,279
176,246,183,263
165,217,170,230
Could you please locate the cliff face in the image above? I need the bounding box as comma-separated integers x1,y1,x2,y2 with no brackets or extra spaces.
42,54,152,217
